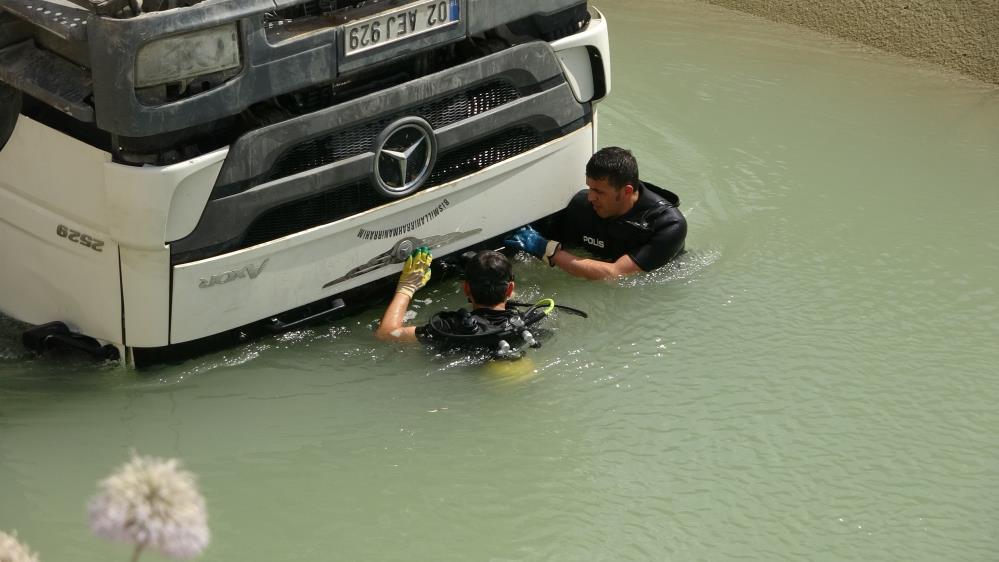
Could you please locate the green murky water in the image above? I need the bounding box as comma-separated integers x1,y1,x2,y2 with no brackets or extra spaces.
3,1,998,560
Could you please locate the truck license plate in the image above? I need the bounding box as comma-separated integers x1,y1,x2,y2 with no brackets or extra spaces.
344,0,460,56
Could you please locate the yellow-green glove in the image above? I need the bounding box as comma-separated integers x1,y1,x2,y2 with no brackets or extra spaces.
396,246,432,298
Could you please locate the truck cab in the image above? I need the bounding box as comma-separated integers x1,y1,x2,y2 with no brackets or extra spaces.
0,0,610,365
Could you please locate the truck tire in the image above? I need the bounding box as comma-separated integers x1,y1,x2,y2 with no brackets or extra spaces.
0,83,20,153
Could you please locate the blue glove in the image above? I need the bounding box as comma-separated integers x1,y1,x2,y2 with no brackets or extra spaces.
504,226,561,266
504,225,548,257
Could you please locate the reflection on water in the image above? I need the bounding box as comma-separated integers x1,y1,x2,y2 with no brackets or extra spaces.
3,1,999,561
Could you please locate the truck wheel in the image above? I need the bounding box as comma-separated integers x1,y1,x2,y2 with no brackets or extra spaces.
0,83,19,153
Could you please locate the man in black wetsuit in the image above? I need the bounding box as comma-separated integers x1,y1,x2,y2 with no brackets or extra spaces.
374,248,521,351
505,146,687,280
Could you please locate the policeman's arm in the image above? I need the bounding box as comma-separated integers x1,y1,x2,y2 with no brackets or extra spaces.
374,292,419,343
549,248,643,280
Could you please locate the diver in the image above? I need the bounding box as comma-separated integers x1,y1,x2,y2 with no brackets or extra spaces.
374,248,584,360
504,146,687,280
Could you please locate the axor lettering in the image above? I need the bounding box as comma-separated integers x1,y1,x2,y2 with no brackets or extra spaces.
199,259,269,288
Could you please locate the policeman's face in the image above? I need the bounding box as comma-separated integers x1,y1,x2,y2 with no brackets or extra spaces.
586,176,633,219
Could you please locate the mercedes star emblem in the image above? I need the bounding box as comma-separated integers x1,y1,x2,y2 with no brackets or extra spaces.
372,116,437,198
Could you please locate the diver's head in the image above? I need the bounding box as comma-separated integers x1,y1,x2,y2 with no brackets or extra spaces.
463,250,514,308
585,146,640,219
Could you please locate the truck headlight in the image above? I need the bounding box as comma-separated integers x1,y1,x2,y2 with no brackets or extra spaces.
135,23,241,88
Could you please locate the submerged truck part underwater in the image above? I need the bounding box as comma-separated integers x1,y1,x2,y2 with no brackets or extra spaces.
0,0,611,366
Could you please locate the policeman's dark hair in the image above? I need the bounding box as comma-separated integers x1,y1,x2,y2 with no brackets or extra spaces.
464,250,513,306
585,146,639,189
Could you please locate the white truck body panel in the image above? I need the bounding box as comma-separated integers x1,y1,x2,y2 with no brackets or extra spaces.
170,126,592,343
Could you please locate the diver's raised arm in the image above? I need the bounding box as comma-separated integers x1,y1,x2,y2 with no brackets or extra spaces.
374,247,432,343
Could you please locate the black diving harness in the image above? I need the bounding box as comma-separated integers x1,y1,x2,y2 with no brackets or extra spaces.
426,299,588,360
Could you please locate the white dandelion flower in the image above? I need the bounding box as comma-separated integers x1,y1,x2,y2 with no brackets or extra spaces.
0,530,40,562
88,453,209,561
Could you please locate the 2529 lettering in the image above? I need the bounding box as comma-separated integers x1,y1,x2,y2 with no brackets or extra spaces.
56,224,104,252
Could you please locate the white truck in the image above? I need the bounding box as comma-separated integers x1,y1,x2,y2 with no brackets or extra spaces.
0,0,610,365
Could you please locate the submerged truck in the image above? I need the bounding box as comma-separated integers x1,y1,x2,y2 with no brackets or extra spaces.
0,0,610,365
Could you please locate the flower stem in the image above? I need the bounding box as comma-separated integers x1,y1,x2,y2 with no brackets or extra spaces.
130,544,144,562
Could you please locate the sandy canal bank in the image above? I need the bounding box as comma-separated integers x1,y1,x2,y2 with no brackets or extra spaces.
700,0,998,84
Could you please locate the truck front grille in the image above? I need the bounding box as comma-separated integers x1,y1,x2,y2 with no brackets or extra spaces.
265,79,520,184
169,42,588,266
270,0,385,20
240,126,541,249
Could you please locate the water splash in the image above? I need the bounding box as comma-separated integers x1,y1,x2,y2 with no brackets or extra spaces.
618,248,720,288
0,315,31,362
